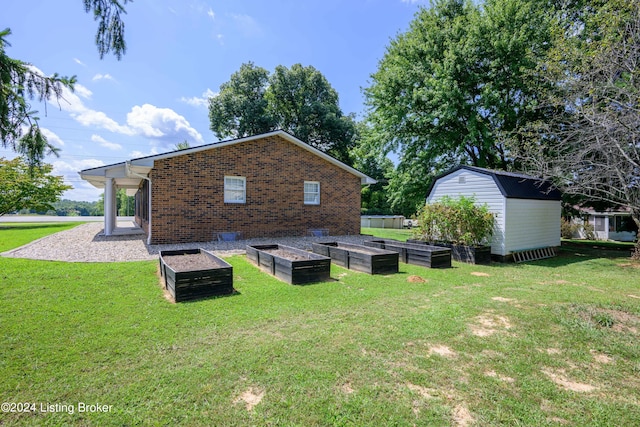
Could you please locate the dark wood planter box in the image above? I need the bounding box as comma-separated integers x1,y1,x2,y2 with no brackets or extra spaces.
246,244,331,284
407,239,491,265
159,249,233,302
364,239,451,268
311,242,399,275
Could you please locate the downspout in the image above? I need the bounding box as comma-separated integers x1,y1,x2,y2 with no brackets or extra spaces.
126,161,152,246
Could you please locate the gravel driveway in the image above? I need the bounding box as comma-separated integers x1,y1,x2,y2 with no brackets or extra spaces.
2,222,374,262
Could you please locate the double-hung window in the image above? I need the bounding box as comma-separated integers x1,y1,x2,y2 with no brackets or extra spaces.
304,181,320,205
224,176,246,203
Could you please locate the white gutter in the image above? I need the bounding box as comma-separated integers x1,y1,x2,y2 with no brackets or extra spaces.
126,161,152,245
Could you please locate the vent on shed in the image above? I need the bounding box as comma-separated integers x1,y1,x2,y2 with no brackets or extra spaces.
458,176,466,184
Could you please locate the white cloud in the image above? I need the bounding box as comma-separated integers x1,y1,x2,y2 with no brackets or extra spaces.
40,128,64,147
180,88,218,108
52,158,107,201
91,134,123,151
73,58,86,66
129,147,161,159
74,84,93,100
74,110,136,136
230,14,262,38
92,73,115,82
207,8,215,19
126,104,204,147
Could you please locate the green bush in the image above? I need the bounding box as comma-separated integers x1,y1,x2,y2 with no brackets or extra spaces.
413,195,495,246
561,217,579,239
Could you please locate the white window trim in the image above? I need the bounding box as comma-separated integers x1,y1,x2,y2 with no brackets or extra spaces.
224,176,246,204
304,181,320,205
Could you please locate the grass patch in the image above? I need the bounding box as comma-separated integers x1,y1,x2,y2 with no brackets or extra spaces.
0,225,639,425
0,222,84,252
361,227,413,241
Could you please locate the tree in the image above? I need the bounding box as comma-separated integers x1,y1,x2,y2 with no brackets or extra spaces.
351,123,394,215
174,140,191,150
208,62,275,139
0,157,71,216
363,0,554,213
208,63,358,164
1,0,130,166
517,0,640,251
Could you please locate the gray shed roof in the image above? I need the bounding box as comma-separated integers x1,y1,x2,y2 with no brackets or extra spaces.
430,165,562,201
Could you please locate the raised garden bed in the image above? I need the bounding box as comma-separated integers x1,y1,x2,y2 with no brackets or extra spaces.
364,239,451,268
246,244,331,284
159,249,233,302
311,242,399,275
407,239,491,265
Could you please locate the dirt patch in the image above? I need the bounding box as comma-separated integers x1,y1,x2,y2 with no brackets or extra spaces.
406,383,436,399
590,349,614,364
544,348,562,355
617,262,640,269
407,275,428,283
263,248,313,261
340,382,355,394
541,368,597,392
428,345,457,358
470,313,512,337
452,404,474,427
233,387,265,411
485,370,515,383
492,297,516,303
162,252,227,272
470,272,490,277
628,294,640,300
571,305,640,334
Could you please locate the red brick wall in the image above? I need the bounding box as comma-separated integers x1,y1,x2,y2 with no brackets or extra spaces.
147,135,362,244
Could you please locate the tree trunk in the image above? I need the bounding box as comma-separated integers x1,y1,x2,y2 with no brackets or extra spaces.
631,209,640,260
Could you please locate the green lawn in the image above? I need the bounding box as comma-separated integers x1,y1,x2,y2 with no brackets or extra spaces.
0,222,83,252
1,224,639,426
361,227,414,241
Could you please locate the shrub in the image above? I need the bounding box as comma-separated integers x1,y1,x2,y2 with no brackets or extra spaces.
413,195,495,246
582,222,596,240
561,218,579,239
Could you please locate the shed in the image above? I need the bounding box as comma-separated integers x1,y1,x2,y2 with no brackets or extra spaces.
426,165,562,260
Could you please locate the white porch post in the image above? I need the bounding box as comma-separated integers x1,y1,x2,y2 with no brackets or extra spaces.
104,178,117,236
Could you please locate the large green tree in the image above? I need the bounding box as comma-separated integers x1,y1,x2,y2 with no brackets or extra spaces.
208,62,275,139
364,0,553,214
0,157,72,216
1,0,130,166
517,0,640,250
351,123,395,215
208,63,358,164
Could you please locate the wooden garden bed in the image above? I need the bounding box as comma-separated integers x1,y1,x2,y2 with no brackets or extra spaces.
407,240,491,265
159,249,233,302
311,242,399,275
246,244,331,284
364,239,451,268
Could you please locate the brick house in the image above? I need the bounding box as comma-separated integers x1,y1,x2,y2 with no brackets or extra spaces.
79,130,375,244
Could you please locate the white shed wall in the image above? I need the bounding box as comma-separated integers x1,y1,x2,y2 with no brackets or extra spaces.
427,169,507,255
504,199,561,253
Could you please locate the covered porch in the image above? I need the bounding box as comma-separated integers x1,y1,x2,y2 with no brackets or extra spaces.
79,162,152,241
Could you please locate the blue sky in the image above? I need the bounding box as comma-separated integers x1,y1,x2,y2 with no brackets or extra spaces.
3,0,425,201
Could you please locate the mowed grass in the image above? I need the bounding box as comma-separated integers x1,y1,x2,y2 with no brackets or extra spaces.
0,222,83,252
1,224,639,426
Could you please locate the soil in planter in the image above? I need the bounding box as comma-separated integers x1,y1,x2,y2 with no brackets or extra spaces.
162,253,227,272
262,248,312,261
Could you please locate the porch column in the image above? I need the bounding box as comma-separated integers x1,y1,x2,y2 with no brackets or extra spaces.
104,178,117,236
